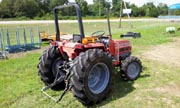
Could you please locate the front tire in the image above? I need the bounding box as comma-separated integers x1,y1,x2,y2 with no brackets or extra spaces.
121,56,142,81
69,49,113,105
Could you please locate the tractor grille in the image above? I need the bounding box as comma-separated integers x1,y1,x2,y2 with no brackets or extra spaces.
120,47,129,52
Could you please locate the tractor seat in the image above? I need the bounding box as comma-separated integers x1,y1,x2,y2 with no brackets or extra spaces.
73,34,82,43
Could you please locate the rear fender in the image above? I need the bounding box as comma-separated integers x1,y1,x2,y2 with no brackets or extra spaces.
58,42,85,60
50,41,69,61
58,46,69,61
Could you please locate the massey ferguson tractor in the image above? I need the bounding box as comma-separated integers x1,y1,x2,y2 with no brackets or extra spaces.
38,4,142,106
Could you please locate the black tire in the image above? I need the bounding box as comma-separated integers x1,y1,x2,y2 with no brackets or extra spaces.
69,49,113,105
121,56,142,81
38,46,65,91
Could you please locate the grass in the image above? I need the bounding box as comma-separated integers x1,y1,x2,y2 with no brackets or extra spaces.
0,20,180,108
0,21,178,46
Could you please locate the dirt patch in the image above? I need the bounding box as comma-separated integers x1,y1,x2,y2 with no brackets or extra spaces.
142,38,180,67
153,84,180,97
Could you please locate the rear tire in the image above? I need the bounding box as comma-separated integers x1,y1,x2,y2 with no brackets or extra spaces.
69,49,113,105
121,56,142,81
38,46,65,91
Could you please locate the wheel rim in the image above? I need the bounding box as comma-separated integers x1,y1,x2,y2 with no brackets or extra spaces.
52,58,64,77
88,63,110,94
127,62,140,79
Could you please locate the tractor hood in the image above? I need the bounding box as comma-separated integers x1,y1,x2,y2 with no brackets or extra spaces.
114,40,131,47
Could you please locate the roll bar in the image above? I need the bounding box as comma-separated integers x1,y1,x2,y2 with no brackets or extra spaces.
53,4,85,41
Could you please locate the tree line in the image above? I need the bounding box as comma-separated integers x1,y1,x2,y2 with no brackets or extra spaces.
0,0,169,19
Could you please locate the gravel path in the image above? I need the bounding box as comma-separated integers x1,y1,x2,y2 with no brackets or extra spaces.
0,18,180,25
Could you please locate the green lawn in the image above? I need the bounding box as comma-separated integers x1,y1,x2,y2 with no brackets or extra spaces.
0,21,180,108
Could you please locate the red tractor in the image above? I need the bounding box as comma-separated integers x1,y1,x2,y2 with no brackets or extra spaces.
38,4,142,106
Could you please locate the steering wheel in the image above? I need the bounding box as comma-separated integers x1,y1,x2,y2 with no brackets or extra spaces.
91,31,105,37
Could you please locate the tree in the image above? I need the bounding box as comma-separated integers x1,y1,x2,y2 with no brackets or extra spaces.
48,0,69,17
13,0,39,18
129,4,139,17
24,0,39,18
112,0,121,17
49,0,68,10
174,10,180,15
141,2,159,17
88,4,96,16
0,0,169,19
92,0,111,16
13,0,26,17
0,0,16,18
35,0,51,16
75,0,89,16
138,6,146,17
81,1,89,16
157,3,168,15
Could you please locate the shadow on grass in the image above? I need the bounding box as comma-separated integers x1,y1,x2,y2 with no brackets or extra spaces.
93,72,150,107
139,74,150,79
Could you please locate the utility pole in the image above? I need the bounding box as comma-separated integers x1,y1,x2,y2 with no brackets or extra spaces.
119,0,123,28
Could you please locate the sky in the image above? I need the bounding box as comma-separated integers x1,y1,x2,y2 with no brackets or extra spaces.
69,0,180,6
